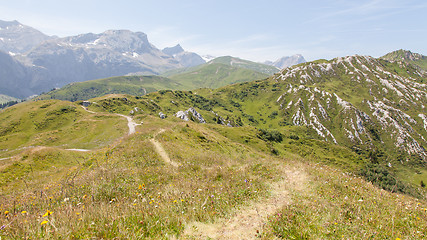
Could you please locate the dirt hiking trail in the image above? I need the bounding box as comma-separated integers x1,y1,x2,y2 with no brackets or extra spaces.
150,129,179,168
182,167,308,239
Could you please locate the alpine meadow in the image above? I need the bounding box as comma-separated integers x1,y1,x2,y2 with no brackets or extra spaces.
1,3,427,239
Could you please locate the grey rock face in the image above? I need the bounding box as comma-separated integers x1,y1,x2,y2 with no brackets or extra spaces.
162,44,205,68
175,110,189,121
0,20,51,54
174,107,206,123
0,50,33,98
163,44,185,56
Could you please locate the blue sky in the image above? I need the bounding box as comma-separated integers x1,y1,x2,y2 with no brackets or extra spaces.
0,0,426,62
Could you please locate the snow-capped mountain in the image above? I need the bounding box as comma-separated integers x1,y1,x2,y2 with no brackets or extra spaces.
265,54,306,69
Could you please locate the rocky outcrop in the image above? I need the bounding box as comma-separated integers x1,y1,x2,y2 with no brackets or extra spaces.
175,107,206,123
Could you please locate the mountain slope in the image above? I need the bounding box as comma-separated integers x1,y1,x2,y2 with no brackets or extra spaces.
210,56,279,75
38,75,186,101
0,99,126,155
0,50,33,98
381,49,427,71
0,94,426,239
271,55,427,159
168,62,269,89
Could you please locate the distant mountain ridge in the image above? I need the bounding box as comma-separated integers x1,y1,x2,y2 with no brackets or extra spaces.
39,56,271,101
265,54,306,69
0,20,205,98
162,44,205,68
209,56,279,75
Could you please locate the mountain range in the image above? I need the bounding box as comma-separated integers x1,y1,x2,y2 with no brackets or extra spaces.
0,20,304,99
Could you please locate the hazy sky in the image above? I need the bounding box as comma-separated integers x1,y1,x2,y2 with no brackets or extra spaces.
1,0,426,61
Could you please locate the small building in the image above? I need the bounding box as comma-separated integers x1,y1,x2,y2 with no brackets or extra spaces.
81,101,91,107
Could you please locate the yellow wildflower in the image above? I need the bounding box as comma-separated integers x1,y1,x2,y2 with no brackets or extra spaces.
42,210,52,217
41,220,48,225
21,211,27,214
4,211,9,215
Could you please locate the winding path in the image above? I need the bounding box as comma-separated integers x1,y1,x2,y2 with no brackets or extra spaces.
1,107,142,160
150,129,179,167
183,168,307,239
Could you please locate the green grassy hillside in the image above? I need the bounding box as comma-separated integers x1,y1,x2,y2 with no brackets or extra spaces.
1,50,427,239
168,62,269,89
0,95,426,239
37,75,185,102
210,56,279,75
162,56,279,77
38,61,270,102
0,100,127,158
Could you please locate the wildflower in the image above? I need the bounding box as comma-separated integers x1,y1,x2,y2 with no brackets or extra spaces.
138,185,143,190
42,210,52,217
83,195,87,199
76,212,80,215
41,220,48,226
21,211,27,214
4,211,9,215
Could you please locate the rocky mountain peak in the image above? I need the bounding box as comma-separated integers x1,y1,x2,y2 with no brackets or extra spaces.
0,20,51,54
381,49,424,62
163,44,185,56
62,30,153,54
